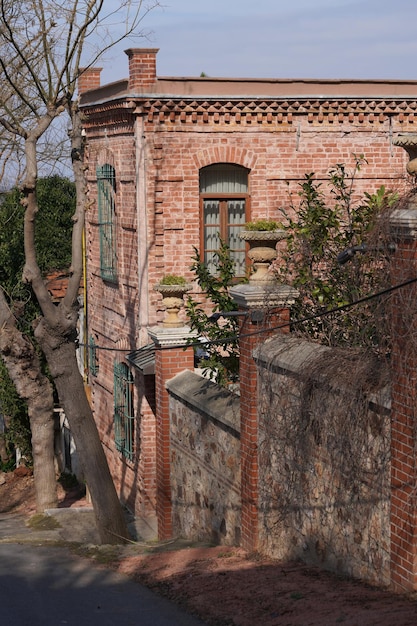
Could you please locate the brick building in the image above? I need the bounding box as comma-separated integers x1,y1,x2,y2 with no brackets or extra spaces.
79,48,417,519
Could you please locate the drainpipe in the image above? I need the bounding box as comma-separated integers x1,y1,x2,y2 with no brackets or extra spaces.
82,226,88,380
136,112,150,342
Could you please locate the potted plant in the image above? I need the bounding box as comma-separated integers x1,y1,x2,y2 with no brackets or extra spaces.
154,274,192,327
240,219,287,283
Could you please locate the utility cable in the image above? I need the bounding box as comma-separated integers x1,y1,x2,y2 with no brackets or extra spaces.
79,274,417,353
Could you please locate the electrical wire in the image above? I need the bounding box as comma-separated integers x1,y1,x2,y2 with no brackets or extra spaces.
79,274,417,354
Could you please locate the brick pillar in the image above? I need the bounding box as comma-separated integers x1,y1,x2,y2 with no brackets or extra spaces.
125,48,159,91
390,199,417,591
148,326,195,540
230,284,297,552
78,67,102,94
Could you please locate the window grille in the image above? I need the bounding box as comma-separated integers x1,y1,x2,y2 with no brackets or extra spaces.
200,164,248,276
113,362,135,461
97,164,117,282
88,335,99,377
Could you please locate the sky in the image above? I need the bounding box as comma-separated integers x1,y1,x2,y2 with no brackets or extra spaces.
99,0,417,84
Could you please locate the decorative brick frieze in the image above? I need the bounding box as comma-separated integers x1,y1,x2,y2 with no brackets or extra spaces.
81,98,417,130
128,98,417,127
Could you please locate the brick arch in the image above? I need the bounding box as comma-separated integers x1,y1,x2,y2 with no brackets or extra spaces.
115,337,130,353
96,147,115,169
193,146,257,171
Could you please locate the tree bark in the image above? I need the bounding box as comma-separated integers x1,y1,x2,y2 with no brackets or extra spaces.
35,317,130,544
0,0,148,545
17,114,129,545
0,291,58,511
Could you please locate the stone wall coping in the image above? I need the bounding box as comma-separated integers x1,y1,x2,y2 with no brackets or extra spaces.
254,335,391,410
166,370,240,436
229,283,298,310
148,325,198,348
254,335,328,372
390,204,417,239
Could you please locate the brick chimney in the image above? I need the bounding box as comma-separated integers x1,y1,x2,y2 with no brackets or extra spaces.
125,48,159,91
78,67,103,94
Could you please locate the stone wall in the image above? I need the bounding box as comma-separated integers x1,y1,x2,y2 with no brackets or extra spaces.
166,371,241,546
162,335,391,586
254,335,391,586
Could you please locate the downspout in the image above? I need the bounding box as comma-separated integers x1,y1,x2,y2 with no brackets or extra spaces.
82,226,88,381
135,111,150,343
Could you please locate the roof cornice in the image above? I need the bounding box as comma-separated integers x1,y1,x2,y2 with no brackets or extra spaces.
81,96,417,127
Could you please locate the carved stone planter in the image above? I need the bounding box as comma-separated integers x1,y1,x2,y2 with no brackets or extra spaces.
154,283,192,327
240,229,287,283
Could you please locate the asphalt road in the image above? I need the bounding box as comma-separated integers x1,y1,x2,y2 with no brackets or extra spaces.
0,543,207,626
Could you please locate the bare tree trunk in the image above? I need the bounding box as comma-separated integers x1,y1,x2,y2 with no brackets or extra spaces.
0,291,58,511
35,316,130,544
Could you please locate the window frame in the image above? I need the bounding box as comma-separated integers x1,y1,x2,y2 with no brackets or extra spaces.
96,163,117,283
113,361,135,461
199,164,250,277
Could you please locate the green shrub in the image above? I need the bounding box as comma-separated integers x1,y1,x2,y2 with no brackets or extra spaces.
159,274,187,286
244,219,279,231
278,155,398,349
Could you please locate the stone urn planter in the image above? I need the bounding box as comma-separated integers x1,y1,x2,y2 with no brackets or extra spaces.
154,276,192,327
240,221,287,283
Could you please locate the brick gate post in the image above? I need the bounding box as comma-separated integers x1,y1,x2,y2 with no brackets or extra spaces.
389,197,417,591
229,284,297,552
148,326,195,540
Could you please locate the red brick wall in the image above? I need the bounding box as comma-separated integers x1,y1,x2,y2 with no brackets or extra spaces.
153,341,195,539
237,305,291,551
142,120,408,300
84,120,157,517
78,67,102,94
389,207,417,591
125,48,158,90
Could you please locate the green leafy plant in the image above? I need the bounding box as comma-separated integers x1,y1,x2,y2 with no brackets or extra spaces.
278,155,398,349
244,219,279,231
185,241,239,386
0,360,32,467
159,274,188,286
0,176,75,464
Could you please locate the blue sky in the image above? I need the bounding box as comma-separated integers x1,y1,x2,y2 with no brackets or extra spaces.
99,0,417,83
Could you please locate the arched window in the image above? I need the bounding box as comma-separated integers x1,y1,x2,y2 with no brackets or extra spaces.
200,164,249,276
113,362,134,461
96,164,117,282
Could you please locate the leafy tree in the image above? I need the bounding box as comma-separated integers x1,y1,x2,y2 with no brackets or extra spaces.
278,156,398,349
0,361,31,467
0,175,75,305
186,242,239,386
0,176,75,475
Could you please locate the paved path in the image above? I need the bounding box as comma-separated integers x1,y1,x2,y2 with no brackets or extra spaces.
0,512,207,626
0,542,207,626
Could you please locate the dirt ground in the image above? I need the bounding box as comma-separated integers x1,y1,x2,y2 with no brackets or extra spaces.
2,471,417,626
